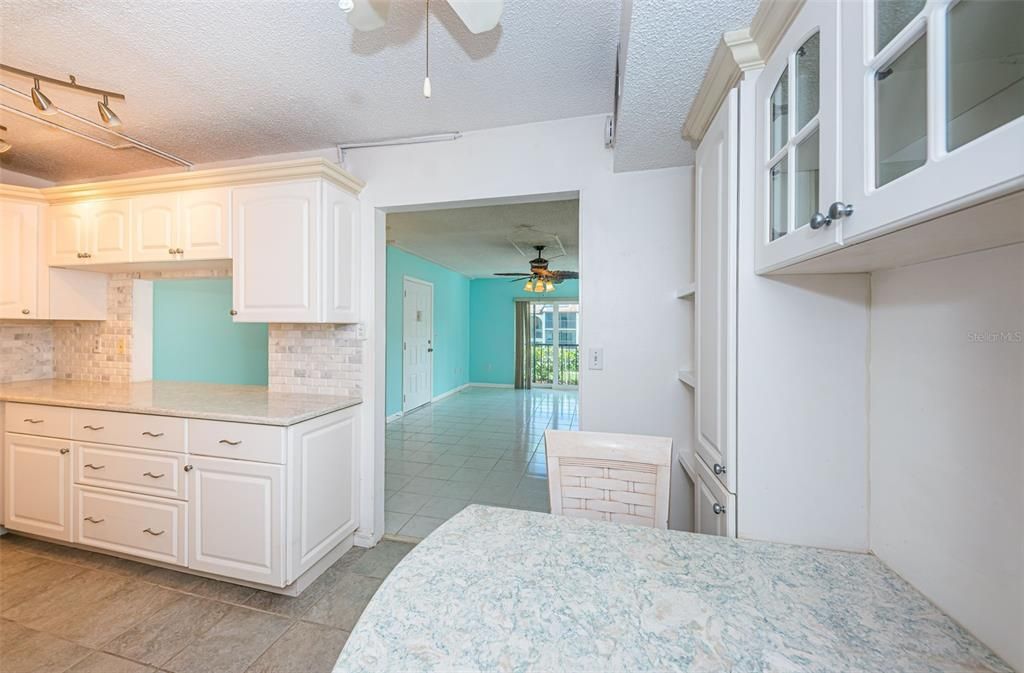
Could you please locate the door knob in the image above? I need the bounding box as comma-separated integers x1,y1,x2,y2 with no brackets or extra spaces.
712,503,726,515
229,310,238,316
427,348,434,352
828,201,854,220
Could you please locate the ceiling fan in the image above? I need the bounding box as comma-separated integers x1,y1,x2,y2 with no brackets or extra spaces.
340,0,502,34
493,245,579,293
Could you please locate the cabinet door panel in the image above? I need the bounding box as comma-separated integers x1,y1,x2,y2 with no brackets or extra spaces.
4,433,72,541
232,181,318,322
0,201,39,319
694,456,736,538
322,184,360,323
48,202,88,266
188,456,284,586
694,89,737,493
180,188,231,260
132,193,179,262
89,199,132,264
755,2,843,272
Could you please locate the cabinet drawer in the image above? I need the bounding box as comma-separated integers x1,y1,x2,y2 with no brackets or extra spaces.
189,419,285,463
5,403,72,439
74,486,186,566
75,443,187,500
72,409,186,453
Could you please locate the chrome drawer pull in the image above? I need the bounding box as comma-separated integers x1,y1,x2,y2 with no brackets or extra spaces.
83,516,105,523
143,471,165,479
84,463,106,470
218,439,242,446
143,528,165,536
141,431,165,437
82,425,105,431
23,418,44,424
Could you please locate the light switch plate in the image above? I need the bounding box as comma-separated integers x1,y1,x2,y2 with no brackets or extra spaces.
588,347,604,370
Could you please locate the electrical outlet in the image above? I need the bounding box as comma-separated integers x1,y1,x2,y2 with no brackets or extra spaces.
356,323,367,340
92,337,102,354
116,337,126,355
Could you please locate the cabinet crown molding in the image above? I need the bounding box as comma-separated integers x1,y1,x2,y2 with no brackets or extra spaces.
2,158,365,205
682,0,804,143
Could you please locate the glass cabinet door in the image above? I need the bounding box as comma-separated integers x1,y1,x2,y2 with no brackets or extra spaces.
841,0,1024,243
754,2,843,273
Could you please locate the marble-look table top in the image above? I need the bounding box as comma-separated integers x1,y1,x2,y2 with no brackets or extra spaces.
335,506,1011,673
0,379,360,426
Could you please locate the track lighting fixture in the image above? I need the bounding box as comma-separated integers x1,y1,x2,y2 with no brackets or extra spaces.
97,95,122,127
0,125,10,154
31,78,56,115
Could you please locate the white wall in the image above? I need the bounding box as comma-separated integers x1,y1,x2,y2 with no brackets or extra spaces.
344,115,694,540
0,167,54,188
869,243,1024,671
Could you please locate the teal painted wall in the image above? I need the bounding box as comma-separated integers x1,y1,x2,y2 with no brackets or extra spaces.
153,279,268,385
468,278,579,385
386,247,471,417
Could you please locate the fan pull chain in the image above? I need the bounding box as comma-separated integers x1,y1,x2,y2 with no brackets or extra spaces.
423,0,432,98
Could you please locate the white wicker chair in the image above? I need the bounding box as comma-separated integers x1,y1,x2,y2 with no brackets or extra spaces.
544,429,672,529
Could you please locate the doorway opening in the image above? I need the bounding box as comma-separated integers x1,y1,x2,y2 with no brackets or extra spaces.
527,300,579,388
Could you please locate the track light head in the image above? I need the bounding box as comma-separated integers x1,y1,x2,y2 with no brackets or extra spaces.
0,125,9,154
97,95,122,127
31,78,56,115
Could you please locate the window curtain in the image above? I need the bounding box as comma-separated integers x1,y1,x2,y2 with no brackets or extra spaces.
514,300,532,390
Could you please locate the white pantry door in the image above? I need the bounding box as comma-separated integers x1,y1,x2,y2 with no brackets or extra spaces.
403,277,433,413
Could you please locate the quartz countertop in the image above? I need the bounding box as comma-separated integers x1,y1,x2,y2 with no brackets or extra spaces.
0,379,361,426
335,506,1011,673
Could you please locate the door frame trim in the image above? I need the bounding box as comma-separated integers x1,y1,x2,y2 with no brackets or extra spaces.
401,275,434,413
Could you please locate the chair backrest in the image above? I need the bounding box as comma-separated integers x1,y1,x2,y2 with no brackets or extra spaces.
544,429,673,529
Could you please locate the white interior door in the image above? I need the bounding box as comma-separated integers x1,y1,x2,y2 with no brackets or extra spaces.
402,277,433,412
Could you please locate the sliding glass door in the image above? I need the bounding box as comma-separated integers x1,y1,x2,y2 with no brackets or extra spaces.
529,301,579,389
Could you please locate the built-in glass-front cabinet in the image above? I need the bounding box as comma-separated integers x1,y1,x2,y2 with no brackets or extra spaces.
756,0,1023,273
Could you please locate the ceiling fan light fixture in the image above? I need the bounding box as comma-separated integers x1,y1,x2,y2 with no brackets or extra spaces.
97,95,122,127
523,278,534,292
31,78,57,115
545,280,555,292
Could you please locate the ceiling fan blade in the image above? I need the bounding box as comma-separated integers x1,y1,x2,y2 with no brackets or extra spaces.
447,0,502,34
347,0,389,31
553,271,579,280
493,272,531,277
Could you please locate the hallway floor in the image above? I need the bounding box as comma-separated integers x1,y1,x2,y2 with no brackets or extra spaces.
385,386,578,539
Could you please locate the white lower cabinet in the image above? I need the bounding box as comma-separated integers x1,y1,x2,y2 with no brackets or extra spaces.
75,485,187,566
3,433,72,541
187,455,285,587
1,402,360,591
694,455,736,538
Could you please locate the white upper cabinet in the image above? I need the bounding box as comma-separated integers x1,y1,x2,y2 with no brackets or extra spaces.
755,1,845,273
133,188,231,262
233,180,319,323
133,193,179,262
49,199,131,265
179,188,231,260
841,0,1024,243
0,200,40,319
232,178,361,323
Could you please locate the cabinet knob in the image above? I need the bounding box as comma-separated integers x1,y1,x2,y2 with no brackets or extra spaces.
828,201,854,221
712,503,726,515
713,463,726,475
229,310,238,316
809,212,831,230
77,252,84,258
21,308,30,315
175,248,184,254
183,464,194,472
168,248,177,255
59,447,70,455
82,252,92,259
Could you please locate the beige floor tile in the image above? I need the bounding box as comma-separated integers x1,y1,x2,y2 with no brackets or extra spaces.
0,556,87,611
139,567,256,605
162,606,291,673
0,618,92,673
302,572,381,631
104,594,232,667
245,622,349,673
66,651,156,673
347,541,413,579
242,547,364,619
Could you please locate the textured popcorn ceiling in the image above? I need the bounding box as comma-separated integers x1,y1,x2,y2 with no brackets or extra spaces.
0,0,620,183
0,0,755,182
613,0,758,172
386,199,578,278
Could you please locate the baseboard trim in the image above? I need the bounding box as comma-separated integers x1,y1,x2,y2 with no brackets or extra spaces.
432,383,470,403
468,382,514,388
386,411,403,423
